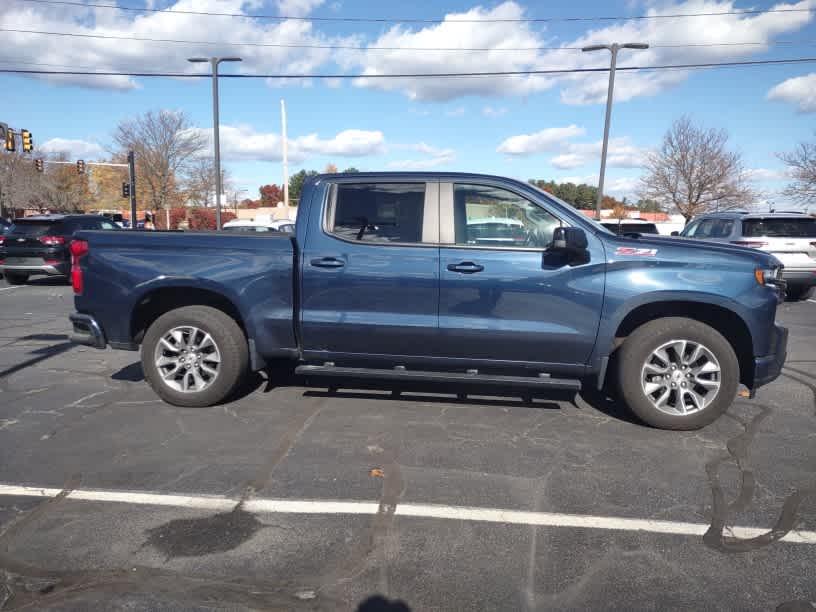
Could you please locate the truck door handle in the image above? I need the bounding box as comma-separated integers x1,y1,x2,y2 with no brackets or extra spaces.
447,261,484,274
310,257,345,269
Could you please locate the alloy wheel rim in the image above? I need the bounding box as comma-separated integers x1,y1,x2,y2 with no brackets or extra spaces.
640,339,721,416
154,325,221,393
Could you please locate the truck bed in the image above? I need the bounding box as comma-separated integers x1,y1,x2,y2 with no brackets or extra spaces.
73,230,297,361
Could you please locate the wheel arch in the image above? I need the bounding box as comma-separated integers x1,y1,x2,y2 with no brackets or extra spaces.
607,299,754,389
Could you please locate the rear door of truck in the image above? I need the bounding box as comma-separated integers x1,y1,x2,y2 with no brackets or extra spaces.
299,180,440,360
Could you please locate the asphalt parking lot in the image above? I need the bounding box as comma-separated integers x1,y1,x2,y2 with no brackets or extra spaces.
0,277,814,611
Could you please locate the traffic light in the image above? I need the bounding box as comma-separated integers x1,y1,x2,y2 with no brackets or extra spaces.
21,129,33,153
122,182,130,198
34,158,44,173
4,128,15,152
77,159,85,174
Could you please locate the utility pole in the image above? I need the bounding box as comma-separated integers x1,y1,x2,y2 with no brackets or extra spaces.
127,151,137,230
582,42,649,220
281,99,289,209
188,56,242,230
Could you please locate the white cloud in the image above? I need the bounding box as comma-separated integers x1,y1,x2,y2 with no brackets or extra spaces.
550,153,586,169
191,125,385,162
446,107,466,117
388,143,456,169
348,0,814,103
745,167,790,181
767,73,816,113
497,125,586,155
499,126,647,169
0,0,355,90
40,138,104,158
482,106,508,118
550,0,815,105
277,0,325,17
350,2,556,101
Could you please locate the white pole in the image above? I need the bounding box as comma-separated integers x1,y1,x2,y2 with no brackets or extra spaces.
281,99,289,208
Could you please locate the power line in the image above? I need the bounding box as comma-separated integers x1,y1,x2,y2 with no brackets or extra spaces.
14,0,816,23
2,57,815,79
2,28,815,52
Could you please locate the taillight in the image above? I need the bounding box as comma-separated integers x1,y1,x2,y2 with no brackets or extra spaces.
69,239,89,294
39,235,66,246
731,240,768,249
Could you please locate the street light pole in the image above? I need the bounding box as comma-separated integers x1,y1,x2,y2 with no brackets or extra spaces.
582,43,648,220
188,56,242,230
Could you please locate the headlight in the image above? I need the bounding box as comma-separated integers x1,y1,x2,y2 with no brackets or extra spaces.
754,266,781,286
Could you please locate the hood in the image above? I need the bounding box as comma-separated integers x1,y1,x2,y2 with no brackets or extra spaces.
604,233,780,267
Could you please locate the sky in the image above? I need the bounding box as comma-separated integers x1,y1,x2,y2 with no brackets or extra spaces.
1,0,815,208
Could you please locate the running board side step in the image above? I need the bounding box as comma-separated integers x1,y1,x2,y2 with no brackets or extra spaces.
294,365,581,390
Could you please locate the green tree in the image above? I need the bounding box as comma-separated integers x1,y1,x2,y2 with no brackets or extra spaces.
288,169,319,206
343,167,360,173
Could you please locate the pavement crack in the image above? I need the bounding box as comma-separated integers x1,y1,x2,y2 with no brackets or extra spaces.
703,403,816,553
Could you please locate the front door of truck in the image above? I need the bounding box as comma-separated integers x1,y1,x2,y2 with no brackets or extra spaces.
300,181,440,360
437,181,605,368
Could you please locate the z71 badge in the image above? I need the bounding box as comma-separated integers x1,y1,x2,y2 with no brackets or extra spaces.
615,246,658,257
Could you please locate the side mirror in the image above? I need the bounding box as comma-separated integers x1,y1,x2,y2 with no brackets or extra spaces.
670,231,680,237
552,226,588,252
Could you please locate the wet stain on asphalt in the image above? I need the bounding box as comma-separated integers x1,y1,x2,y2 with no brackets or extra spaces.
782,366,816,414
703,403,815,553
144,503,265,559
146,504,265,559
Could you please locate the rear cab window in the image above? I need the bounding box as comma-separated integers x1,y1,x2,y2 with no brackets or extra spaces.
328,183,428,244
742,218,816,238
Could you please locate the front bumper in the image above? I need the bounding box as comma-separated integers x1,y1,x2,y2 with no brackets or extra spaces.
753,324,788,389
781,269,816,287
69,313,107,349
0,264,66,276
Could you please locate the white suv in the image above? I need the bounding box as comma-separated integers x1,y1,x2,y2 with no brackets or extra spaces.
679,211,816,300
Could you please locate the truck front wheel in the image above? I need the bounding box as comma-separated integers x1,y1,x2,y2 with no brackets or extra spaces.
141,306,249,407
617,317,739,430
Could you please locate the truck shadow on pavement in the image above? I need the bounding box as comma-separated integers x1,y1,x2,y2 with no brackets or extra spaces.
110,360,646,421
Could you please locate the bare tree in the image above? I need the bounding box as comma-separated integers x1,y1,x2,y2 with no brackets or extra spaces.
36,152,92,212
640,116,757,222
184,156,232,208
779,135,816,204
113,110,205,214
0,150,39,216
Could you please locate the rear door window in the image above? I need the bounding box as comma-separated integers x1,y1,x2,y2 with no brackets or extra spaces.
742,218,816,238
329,183,426,244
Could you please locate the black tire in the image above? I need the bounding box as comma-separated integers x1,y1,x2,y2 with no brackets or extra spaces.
616,317,739,430
141,306,248,407
786,285,813,301
4,272,29,285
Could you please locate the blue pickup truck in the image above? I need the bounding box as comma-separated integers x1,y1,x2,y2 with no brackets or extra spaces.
68,173,787,430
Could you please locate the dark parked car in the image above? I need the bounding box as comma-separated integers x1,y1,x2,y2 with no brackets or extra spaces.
601,220,661,236
0,214,119,284
69,172,787,430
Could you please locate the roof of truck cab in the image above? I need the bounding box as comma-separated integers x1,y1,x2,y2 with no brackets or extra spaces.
313,172,537,182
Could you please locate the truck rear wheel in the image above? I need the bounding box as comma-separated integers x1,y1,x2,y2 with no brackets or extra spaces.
141,306,248,407
616,317,739,430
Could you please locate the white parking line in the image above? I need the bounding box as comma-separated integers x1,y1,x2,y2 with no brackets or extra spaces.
808,298,816,304
1,483,814,544
0,286,21,292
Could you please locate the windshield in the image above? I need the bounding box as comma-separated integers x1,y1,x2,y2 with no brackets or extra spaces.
742,217,816,238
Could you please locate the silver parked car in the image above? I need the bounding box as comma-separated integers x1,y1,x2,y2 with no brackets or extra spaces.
677,211,816,300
